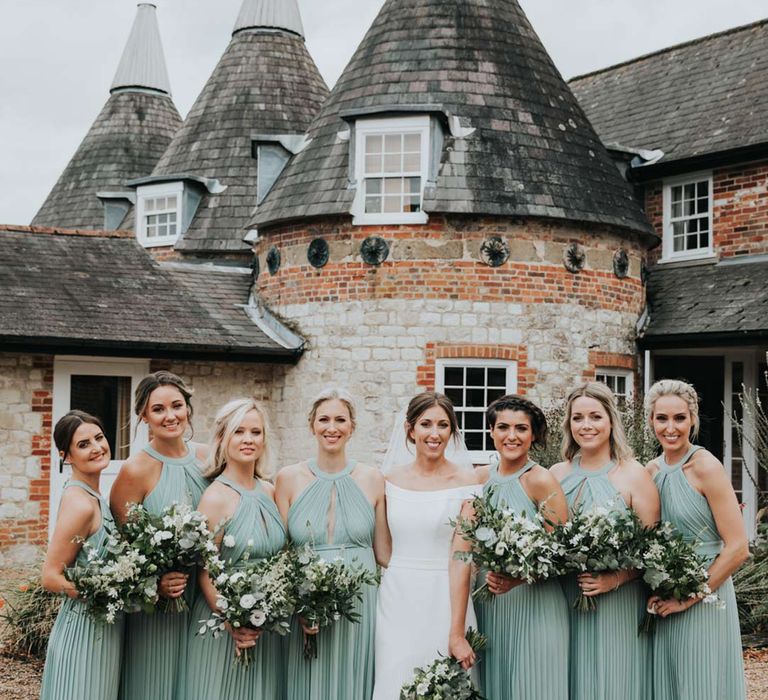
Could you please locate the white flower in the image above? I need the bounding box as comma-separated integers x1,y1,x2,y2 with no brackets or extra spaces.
239,594,257,610
216,596,229,611
152,530,173,544
249,610,266,627
223,535,236,548
416,682,429,695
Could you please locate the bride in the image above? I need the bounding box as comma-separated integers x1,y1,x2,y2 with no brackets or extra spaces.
373,391,484,699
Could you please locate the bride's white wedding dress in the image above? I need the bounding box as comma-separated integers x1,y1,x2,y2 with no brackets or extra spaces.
373,480,482,699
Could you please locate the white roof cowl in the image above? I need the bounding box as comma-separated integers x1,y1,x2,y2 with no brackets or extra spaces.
111,3,172,95
233,0,305,38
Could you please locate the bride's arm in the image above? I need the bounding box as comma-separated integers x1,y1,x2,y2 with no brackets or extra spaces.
372,472,391,567
447,500,476,670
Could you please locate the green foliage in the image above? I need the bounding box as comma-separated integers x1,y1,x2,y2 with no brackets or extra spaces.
532,400,659,468
734,524,768,635
0,578,60,659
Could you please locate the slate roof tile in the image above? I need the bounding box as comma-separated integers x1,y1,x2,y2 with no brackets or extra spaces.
569,20,768,163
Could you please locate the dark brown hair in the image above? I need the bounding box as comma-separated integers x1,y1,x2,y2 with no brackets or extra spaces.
134,371,194,435
405,391,460,444
486,394,548,448
53,410,105,459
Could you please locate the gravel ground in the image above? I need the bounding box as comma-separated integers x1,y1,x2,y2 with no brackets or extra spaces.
0,649,765,699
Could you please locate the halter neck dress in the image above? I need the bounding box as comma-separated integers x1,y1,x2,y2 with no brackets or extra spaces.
183,475,286,700
475,461,569,700
373,479,482,700
558,455,651,700
285,459,377,700
120,443,208,700
652,445,746,700
40,481,123,700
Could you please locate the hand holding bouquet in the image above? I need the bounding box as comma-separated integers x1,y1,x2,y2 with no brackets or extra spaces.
198,547,297,667
640,521,723,633
293,545,379,661
399,628,487,699
121,501,216,612
454,487,565,601
65,533,159,624
553,503,647,612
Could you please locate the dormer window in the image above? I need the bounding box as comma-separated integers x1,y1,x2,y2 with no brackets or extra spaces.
352,116,430,225
136,182,183,247
662,172,714,261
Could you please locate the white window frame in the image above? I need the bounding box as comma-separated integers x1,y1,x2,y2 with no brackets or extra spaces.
136,182,183,248
661,171,714,262
352,116,430,225
595,368,634,402
435,358,517,463
50,357,149,539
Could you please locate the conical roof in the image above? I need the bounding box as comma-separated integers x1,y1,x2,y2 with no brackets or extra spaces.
153,6,328,253
33,4,181,229
252,0,652,236
234,0,304,37
111,3,172,95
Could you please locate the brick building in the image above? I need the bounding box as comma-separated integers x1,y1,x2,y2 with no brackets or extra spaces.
1,0,766,562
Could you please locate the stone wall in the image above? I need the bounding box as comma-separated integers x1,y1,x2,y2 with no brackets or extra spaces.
253,216,647,466
0,354,52,567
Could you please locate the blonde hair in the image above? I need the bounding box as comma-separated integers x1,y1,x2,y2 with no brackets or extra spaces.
561,381,633,463
644,379,700,439
205,398,273,480
307,386,356,429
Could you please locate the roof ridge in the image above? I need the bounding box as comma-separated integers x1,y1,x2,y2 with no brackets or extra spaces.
569,16,768,83
0,224,134,238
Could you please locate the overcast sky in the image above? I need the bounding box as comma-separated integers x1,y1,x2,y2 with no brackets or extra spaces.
1,0,766,225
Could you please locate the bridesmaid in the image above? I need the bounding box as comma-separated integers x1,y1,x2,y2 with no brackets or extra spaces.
550,381,659,700
274,387,389,700
474,395,570,700
183,398,286,700
40,410,123,699
110,371,208,700
645,379,748,699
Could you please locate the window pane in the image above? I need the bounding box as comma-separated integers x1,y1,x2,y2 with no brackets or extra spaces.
684,198,696,216
365,197,381,213
444,367,463,386
145,199,155,212
466,367,485,386
697,196,708,214
697,181,708,198
168,212,177,224
365,154,381,174
464,431,484,451
404,133,421,152
466,388,485,406
671,201,682,218
384,152,401,172
699,230,709,247
403,152,420,171
486,387,505,403
684,183,695,200
384,134,401,154
383,195,401,213
615,376,626,394
671,185,682,203
407,177,421,194
366,135,382,154
487,367,506,387
167,196,177,209
445,387,463,405
405,196,421,213
384,178,401,194
464,411,484,430
366,178,382,195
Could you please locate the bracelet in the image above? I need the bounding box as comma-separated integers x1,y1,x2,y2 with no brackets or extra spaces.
613,572,620,591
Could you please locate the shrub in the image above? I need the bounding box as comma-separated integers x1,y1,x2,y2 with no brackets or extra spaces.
735,524,768,635
0,577,60,659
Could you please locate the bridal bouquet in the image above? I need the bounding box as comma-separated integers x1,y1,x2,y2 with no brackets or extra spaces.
293,545,379,661
65,533,159,624
453,487,565,601
553,503,647,612
121,501,216,612
639,520,723,633
399,628,487,700
198,547,297,667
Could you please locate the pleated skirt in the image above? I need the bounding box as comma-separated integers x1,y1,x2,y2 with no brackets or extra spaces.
40,598,123,700
476,577,569,700
653,576,745,700
180,593,284,700
285,547,377,700
561,575,652,700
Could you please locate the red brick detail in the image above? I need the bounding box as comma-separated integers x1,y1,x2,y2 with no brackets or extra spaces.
416,343,536,394
0,355,54,550
582,351,638,395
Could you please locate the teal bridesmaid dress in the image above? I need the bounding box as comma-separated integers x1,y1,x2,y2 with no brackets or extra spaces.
285,459,377,700
40,481,123,700
475,461,569,699
119,444,208,700
652,445,746,699
182,476,286,700
559,456,652,700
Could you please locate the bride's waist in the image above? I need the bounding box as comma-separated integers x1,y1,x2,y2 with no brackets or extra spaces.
387,553,449,571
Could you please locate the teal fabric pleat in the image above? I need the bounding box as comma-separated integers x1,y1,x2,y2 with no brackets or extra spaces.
285,460,377,700
558,456,652,700
40,481,123,700
119,444,208,700
652,446,746,700
182,476,286,700
475,461,569,700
